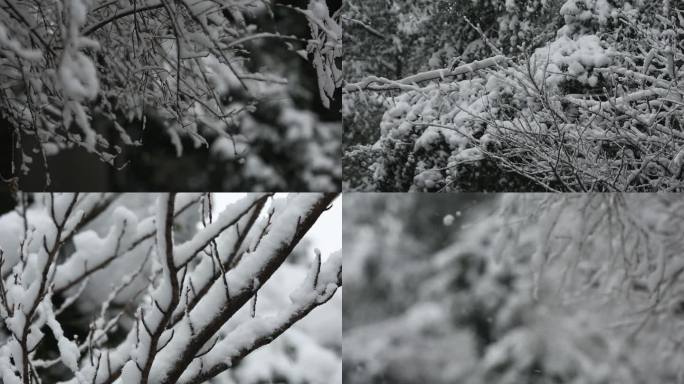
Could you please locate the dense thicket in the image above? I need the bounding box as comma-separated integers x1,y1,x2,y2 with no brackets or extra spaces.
344,0,683,192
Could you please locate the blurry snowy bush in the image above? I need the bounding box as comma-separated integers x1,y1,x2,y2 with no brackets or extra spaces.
0,192,341,383
342,194,492,329
344,193,684,384
0,0,341,190
344,0,684,191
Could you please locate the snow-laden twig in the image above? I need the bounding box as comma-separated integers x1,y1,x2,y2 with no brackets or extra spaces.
148,194,337,384
344,55,510,93
0,192,343,384
1,0,340,184
177,251,342,384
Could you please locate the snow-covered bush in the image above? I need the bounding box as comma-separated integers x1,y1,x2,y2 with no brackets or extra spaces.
344,0,684,191
342,193,493,329
1,0,341,189
0,192,341,383
207,109,341,192
344,193,684,383
465,194,684,383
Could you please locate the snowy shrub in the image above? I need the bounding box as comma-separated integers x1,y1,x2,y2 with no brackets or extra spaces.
465,194,684,383
207,110,341,192
0,192,341,383
344,193,684,384
342,194,494,328
344,0,684,191
0,0,341,188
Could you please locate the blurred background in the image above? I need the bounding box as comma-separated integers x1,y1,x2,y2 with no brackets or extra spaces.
343,193,494,330
344,193,684,384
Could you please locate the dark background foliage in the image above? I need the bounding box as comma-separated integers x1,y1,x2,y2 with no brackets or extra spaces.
3,0,341,192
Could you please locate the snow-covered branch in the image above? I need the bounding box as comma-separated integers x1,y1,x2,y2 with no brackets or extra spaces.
1,0,342,186
344,0,684,192
344,55,510,93
0,193,340,384
178,251,341,384
148,194,337,384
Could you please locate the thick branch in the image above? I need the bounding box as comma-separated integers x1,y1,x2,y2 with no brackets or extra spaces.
159,193,338,384
139,193,179,384
180,284,339,384
20,193,79,384
344,55,510,93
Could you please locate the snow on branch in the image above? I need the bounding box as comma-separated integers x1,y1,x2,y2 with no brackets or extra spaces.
0,192,339,384
177,250,342,384
173,194,273,268
344,55,510,93
344,0,684,192
303,0,343,108
147,193,337,384
1,0,341,184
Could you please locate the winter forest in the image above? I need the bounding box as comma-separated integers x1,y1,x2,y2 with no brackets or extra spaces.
0,193,342,383
343,0,684,192
0,0,341,191
344,194,684,383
